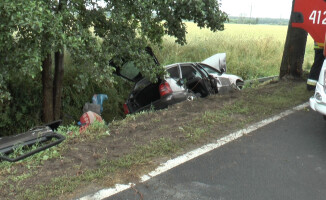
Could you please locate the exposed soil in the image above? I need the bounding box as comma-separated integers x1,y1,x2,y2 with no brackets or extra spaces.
0,80,313,200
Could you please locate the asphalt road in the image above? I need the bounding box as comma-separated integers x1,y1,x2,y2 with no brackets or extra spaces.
105,109,326,200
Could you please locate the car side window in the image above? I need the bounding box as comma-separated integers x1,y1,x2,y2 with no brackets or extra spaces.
167,66,180,79
181,65,202,80
196,65,210,77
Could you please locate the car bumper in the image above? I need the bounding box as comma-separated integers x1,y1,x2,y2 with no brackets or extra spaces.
155,91,194,109
132,91,193,114
310,83,326,116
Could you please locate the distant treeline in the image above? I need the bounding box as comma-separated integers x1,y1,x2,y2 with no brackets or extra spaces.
228,16,289,25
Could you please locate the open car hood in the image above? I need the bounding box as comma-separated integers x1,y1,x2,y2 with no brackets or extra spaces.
110,47,160,82
201,53,227,73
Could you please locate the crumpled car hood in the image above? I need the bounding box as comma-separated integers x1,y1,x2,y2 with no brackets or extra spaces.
202,53,226,73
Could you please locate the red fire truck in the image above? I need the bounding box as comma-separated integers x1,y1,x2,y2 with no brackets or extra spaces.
293,0,326,119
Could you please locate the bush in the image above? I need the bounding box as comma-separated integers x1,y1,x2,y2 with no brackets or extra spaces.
61,67,132,125
0,73,42,136
0,65,132,136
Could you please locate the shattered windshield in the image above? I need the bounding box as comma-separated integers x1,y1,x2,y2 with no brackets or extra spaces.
199,64,221,75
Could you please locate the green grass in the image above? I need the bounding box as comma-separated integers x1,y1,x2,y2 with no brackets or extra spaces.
0,81,313,200
0,121,108,173
19,136,178,200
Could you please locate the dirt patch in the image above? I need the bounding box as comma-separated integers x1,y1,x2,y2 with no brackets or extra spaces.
0,80,313,200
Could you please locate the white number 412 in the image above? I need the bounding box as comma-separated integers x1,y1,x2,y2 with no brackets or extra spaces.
309,10,326,24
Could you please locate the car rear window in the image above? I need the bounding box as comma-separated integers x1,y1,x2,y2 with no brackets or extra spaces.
120,62,140,80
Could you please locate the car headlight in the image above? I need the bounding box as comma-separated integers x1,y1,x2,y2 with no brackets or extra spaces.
316,92,322,102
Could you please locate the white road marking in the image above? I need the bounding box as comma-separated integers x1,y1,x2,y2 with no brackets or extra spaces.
79,102,309,200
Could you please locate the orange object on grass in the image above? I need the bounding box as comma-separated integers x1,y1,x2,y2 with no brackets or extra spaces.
79,111,103,133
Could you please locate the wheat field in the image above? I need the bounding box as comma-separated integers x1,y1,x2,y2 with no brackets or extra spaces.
154,23,314,80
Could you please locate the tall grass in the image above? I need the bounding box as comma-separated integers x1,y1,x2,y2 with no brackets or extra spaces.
154,23,314,80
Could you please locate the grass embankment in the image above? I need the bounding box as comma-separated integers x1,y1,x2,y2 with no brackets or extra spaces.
0,80,314,200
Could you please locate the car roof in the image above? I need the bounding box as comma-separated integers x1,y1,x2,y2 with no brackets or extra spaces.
164,62,196,69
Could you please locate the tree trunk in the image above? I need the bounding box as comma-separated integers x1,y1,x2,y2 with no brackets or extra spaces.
280,0,308,79
42,53,54,123
52,0,66,121
53,50,64,120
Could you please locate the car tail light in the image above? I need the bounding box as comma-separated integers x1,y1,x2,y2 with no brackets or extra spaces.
159,82,173,97
123,103,129,114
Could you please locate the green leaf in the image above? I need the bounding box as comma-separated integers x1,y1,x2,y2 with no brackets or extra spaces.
42,155,49,161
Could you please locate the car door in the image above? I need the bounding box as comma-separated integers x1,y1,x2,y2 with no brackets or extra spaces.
198,63,231,94
195,64,218,94
166,65,187,92
179,64,213,97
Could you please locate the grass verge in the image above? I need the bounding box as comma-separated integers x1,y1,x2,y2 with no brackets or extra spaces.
0,79,314,200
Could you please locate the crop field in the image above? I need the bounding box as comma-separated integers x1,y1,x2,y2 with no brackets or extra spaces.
154,23,314,80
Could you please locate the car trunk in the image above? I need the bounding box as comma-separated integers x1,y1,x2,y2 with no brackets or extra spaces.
135,82,161,108
127,79,161,112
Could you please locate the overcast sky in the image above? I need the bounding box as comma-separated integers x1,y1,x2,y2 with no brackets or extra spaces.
220,0,293,19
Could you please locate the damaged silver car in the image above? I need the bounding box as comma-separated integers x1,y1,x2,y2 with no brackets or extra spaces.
112,48,243,114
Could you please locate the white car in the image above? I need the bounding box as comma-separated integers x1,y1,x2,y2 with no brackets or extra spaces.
112,47,243,114
309,60,326,119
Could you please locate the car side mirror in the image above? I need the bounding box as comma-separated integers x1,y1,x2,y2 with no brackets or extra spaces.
220,68,225,74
